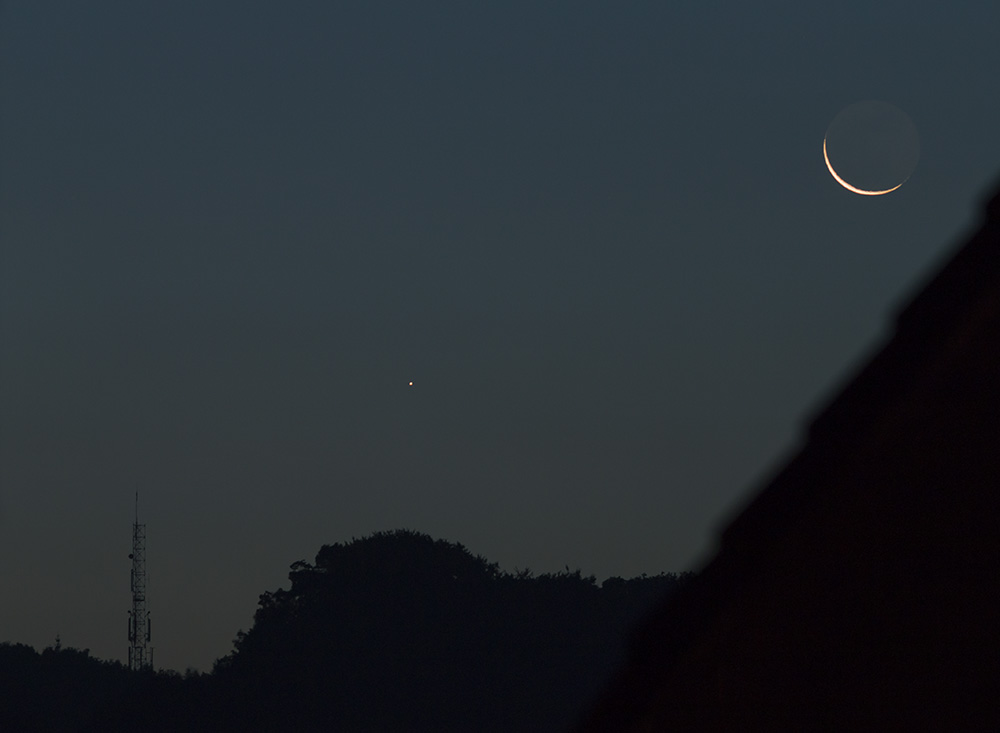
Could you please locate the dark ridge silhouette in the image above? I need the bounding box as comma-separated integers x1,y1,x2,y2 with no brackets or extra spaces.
0,641,205,732
577,177,1000,731
213,529,688,732
0,530,687,732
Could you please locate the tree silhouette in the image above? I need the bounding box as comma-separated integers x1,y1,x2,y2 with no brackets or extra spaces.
0,529,688,732
214,529,689,732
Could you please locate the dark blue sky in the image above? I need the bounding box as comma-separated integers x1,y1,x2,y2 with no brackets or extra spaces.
3,1,999,671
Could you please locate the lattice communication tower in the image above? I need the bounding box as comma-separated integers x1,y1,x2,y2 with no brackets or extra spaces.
128,492,152,670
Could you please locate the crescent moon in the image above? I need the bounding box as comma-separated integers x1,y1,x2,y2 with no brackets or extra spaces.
823,137,906,196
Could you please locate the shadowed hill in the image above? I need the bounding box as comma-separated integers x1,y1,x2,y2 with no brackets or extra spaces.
0,641,204,732
213,529,688,732
1,530,687,732
578,178,1000,730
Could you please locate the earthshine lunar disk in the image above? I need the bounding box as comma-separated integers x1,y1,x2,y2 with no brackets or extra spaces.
823,138,904,196
823,101,919,196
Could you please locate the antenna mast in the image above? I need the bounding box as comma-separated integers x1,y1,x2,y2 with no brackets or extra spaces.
128,492,152,670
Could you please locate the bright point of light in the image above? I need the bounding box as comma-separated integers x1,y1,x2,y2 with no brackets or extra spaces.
408,381,413,386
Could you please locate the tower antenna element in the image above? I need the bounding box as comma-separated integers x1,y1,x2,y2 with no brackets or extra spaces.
127,491,152,670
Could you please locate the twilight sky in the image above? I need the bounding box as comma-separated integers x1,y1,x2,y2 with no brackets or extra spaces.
2,1,999,672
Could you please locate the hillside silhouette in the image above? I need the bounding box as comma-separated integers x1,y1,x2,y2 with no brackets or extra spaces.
0,529,688,732
578,179,1000,730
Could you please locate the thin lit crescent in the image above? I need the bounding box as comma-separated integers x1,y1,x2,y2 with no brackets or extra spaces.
823,137,906,196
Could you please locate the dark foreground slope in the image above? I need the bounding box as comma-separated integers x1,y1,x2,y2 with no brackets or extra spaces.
579,180,1000,731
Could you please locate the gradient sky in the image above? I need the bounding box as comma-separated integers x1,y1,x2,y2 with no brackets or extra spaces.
2,1,999,672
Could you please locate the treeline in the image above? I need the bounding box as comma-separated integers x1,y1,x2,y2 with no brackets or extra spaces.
0,641,198,732
1,530,690,732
